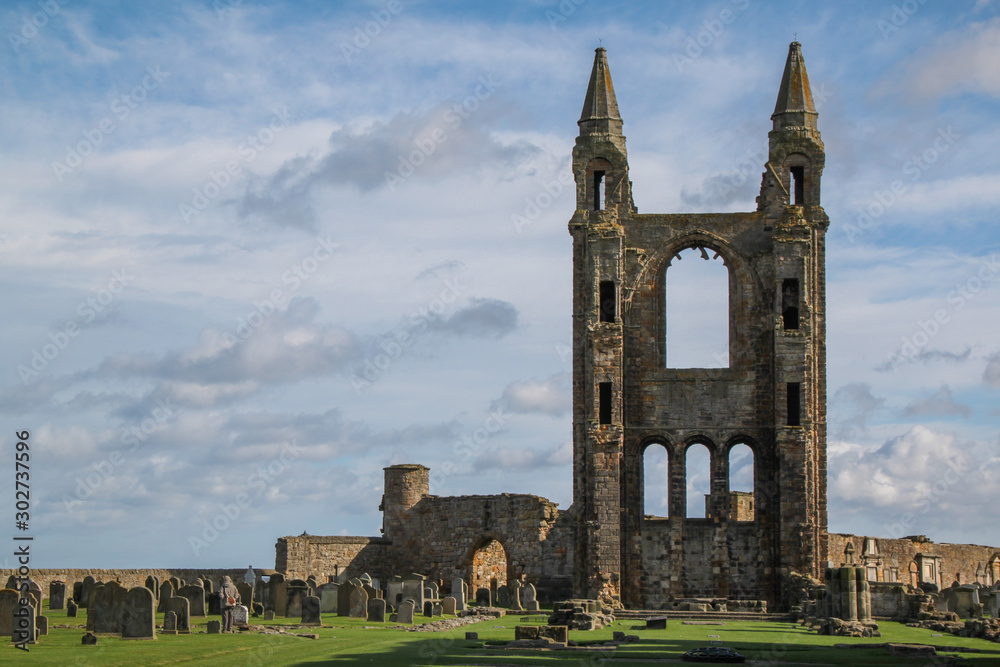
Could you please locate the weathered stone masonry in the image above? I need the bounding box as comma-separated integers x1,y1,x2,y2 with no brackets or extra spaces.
276,44,999,611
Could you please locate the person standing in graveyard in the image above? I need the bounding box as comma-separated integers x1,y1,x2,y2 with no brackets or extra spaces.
219,576,241,633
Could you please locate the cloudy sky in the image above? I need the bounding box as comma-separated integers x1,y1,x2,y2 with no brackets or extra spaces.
0,0,998,570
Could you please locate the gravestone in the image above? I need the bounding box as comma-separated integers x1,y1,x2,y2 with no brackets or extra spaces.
49,580,67,610
0,589,20,635
67,599,78,617
37,614,48,636
401,575,426,610
427,581,439,599
338,580,358,616
121,586,155,640
162,611,177,635
80,575,96,608
397,599,415,625
522,583,539,611
237,582,254,608
169,576,182,591
946,585,981,618
177,584,206,617
316,582,339,613
233,604,249,628
387,577,404,607
264,610,275,621
207,589,221,615
144,575,158,599
202,578,214,594
4,575,15,589
432,602,443,616
475,587,491,607
368,598,386,622
165,596,190,634
301,596,321,626
358,573,372,586
207,620,221,634
269,574,287,616
12,601,35,645
157,580,175,613
82,631,98,645
252,602,263,616
442,596,457,615
285,580,310,617
497,585,511,608
423,600,434,617
363,583,379,601
89,582,127,634
646,617,667,630
509,581,523,611
451,578,467,611
349,586,369,618
73,582,83,604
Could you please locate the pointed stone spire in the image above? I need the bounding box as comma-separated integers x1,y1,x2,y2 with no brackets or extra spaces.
579,47,623,135
772,41,817,131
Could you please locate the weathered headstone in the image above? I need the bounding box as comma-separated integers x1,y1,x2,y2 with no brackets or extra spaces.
475,587,491,607
73,581,83,604
177,584,206,617
144,575,158,599
349,586,369,618
162,611,177,635
0,589,20,636
646,616,667,630
397,599,415,625
157,579,175,613
301,596,321,626
263,610,275,621
427,581,439,598
67,599,78,618
368,598,386,622
121,586,155,640
432,602,443,617
202,578,214,594
237,582,253,608
363,583,379,601
285,580,310,618
165,596,190,634
401,575,426,610
387,577,404,607
451,578,467,611
442,596,457,615
207,620,221,634
89,582,127,634
423,600,434,617
270,574,287,616
522,583,539,611
37,614,48,636
233,604,249,628
82,631,98,645
169,576,182,592
79,575,96,608
338,580,358,616
509,581,523,611
497,585,511,608
4,575,15,590
316,582,339,613
49,580,67,610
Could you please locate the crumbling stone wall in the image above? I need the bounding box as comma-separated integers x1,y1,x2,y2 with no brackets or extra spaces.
0,568,257,595
275,536,389,582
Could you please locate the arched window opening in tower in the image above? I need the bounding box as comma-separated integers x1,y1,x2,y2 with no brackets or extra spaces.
643,444,669,519
686,443,711,519
728,443,755,522
665,247,730,368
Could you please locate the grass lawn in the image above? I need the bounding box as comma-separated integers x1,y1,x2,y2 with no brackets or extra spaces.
5,604,1000,665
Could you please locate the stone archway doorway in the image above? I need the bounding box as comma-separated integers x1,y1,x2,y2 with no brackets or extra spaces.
469,537,510,592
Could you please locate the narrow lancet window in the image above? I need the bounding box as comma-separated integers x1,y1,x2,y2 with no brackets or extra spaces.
787,382,801,426
599,280,616,323
781,278,799,330
598,382,612,424
593,170,606,210
790,166,804,205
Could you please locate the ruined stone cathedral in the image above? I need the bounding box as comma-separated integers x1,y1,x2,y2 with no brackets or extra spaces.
277,44,1000,610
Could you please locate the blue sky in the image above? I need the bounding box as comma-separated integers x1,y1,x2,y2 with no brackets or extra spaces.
0,0,998,570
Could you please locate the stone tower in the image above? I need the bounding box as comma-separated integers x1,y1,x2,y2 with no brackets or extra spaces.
569,43,828,609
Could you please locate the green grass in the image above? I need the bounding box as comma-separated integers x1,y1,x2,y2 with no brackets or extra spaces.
5,604,1000,665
